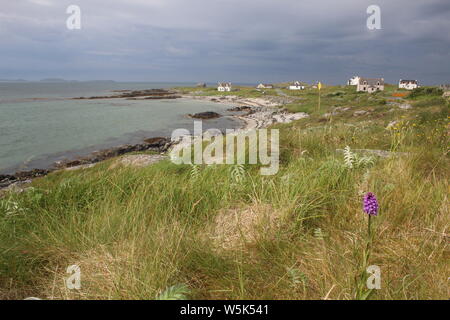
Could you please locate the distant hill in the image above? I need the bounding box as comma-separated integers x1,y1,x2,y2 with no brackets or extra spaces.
39,79,116,83
39,78,76,83
84,80,116,83
0,78,117,83
0,79,28,82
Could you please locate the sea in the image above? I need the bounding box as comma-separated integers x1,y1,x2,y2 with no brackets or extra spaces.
0,81,241,174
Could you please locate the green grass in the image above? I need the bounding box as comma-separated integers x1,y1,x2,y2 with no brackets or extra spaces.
0,86,448,300
175,86,269,98
281,85,400,115
409,87,444,99
412,97,447,108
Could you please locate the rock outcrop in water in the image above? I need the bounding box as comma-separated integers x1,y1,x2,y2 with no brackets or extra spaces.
188,111,222,119
74,89,181,100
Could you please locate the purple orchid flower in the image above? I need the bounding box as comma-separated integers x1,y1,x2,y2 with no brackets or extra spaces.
363,192,379,216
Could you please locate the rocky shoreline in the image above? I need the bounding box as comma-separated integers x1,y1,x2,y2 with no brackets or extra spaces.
182,94,308,130
0,137,172,190
1,93,309,192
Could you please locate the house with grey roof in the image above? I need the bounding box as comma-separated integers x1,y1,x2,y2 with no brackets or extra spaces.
217,82,232,92
256,83,274,89
399,79,419,90
289,81,305,90
356,77,384,93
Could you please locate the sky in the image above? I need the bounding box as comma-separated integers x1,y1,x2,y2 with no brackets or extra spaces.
1,0,449,85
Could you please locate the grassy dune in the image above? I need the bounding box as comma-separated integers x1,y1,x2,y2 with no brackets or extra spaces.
0,85,448,300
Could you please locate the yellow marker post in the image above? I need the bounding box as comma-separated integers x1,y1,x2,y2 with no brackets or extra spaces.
317,82,322,111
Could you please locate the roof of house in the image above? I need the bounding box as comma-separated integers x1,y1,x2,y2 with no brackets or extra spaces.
358,78,384,86
218,82,231,87
399,80,418,84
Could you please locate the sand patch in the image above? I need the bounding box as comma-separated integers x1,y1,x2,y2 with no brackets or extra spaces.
208,204,282,251
109,154,167,169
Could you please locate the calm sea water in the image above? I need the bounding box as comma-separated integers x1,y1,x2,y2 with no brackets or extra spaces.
0,82,241,174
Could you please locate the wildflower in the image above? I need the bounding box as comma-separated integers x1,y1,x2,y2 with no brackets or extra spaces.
363,192,379,216
357,192,379,299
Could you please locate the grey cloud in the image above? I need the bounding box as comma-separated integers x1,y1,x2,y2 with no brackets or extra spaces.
0,0,449,84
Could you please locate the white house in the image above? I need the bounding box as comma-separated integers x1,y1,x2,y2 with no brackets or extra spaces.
399,80,419,90
256,83,274,89
289,81,305,90
356,78,385,93
348,76,361,86
217,82,232,92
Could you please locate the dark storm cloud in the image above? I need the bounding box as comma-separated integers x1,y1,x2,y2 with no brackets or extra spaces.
0,0,449,84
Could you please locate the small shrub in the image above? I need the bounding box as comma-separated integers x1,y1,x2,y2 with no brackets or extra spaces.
409,87,443,99
417,105,449,123
327,91,345,97
155,284,190,300
412,97,446,108
343,146,375,169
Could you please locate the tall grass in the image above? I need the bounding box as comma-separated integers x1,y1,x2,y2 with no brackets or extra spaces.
0,88,448,300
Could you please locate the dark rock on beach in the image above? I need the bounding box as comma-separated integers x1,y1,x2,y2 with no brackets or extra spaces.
15,169,49,179
188,111,222,119
0,175,16,188
58,137,172,169
143,137,169,147
227,106,253,112
0,169,49,189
